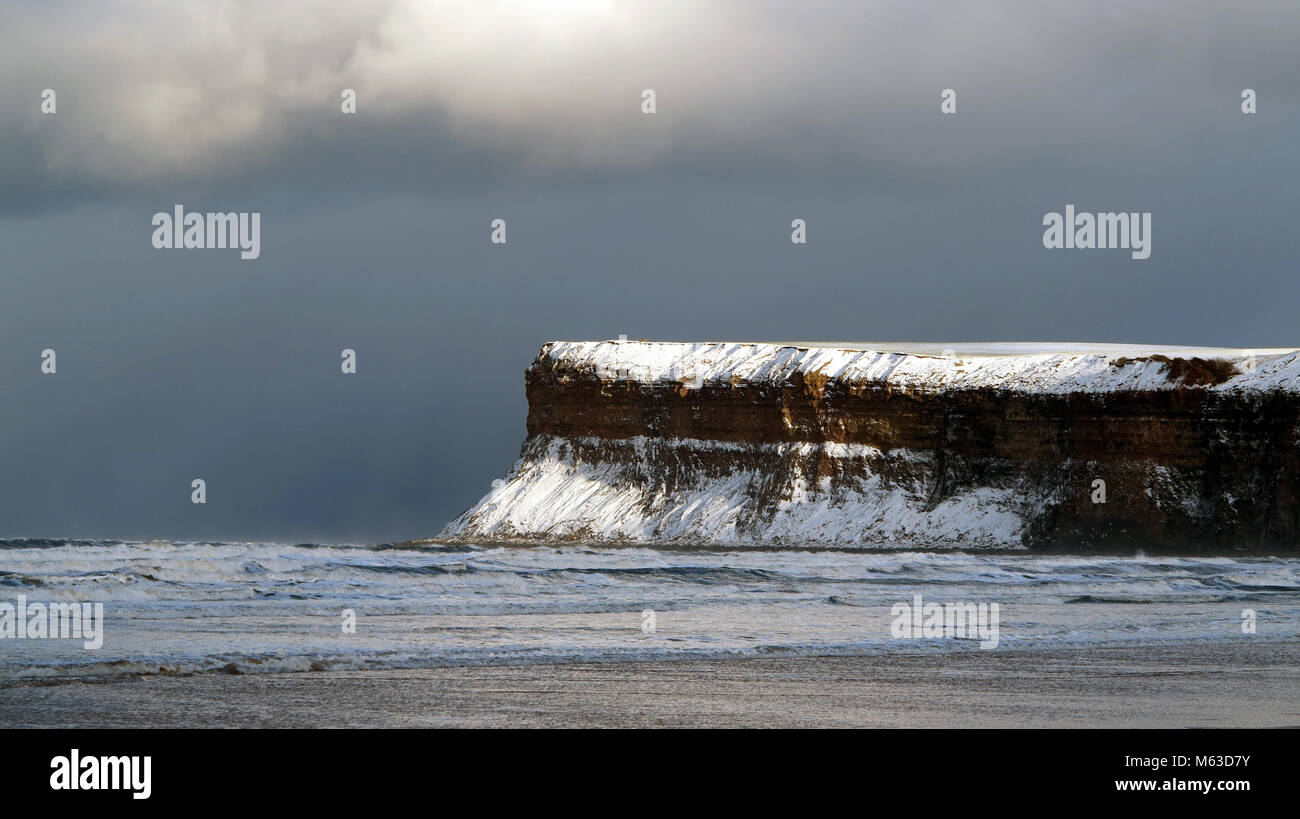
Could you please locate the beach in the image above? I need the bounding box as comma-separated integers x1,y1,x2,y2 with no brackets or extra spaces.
3,640,1296,729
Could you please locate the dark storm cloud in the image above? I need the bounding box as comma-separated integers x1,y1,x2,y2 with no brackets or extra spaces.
4,0,1298,202
0,1,1298,540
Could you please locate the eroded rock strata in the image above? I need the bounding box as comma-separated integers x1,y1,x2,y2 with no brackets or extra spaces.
439,341,1300,552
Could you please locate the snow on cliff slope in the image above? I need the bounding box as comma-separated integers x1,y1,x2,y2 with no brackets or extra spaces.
442,435,1028,548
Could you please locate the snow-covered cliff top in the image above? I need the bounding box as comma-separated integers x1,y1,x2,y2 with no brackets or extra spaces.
540,340,1300,393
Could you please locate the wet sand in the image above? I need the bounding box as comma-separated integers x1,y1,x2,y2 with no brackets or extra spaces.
2,641,1297,728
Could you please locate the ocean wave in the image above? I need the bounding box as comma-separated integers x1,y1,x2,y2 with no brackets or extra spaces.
2,540,1298,682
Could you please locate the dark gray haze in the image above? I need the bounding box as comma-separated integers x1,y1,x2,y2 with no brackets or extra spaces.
1,1,1298,542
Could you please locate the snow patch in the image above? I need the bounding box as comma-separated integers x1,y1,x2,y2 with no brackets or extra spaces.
547,340,1300,394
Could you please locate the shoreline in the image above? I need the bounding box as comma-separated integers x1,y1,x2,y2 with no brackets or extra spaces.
3,641,1296,728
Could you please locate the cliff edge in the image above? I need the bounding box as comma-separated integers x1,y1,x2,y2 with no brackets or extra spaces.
439,341,1300,552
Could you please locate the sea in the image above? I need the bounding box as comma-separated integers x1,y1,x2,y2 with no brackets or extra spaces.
1,538,1297,682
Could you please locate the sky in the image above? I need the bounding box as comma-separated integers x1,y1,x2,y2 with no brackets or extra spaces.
1,0,1298,542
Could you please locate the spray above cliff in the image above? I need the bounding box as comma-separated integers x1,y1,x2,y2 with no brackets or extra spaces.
439,341,1300,552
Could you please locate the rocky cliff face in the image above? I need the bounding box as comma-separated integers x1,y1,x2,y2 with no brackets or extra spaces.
439,341,1300,552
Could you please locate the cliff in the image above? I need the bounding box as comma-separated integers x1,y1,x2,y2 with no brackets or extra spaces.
439,341,1300,552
